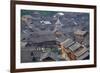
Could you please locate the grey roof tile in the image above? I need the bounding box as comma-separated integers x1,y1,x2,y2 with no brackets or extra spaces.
40,52,59,61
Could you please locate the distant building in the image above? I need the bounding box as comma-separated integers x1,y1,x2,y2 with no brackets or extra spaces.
53,17,63,32
21,42,27,48
21,15,33,24
74,29,87,44
32,11,41,20
53,12,64,19
30,49,44,61
40,20,51,25
53,18,65,41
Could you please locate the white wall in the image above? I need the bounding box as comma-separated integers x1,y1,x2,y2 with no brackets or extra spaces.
0,0,100,73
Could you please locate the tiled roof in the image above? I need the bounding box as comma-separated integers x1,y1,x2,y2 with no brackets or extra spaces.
40,52,59,61
74,47,88,57
61,39,75,48
69,42,81,52
77,51,89,60
29,31,56,43
31,51,43,58
74,30,87,35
